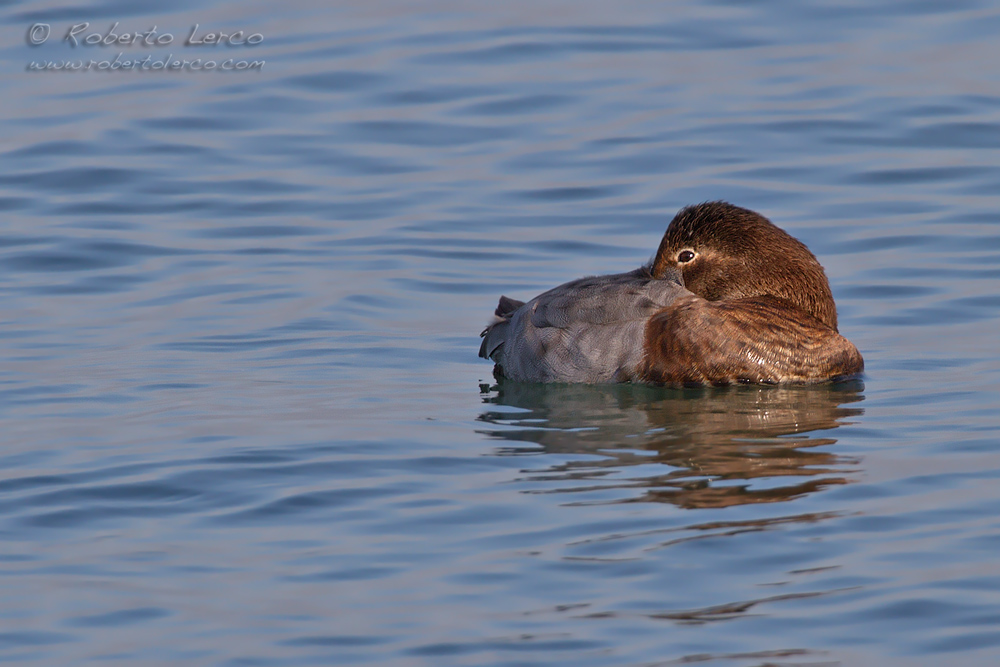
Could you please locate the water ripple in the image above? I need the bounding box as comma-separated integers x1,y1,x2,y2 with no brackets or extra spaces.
3,1,1000,665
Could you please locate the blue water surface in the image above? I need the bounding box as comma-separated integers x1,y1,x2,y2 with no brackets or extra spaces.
2,1,1000,665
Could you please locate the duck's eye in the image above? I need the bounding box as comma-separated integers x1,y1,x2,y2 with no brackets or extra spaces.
677,249,696,263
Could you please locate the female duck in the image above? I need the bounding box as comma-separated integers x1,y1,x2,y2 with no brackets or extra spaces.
479,202,863,385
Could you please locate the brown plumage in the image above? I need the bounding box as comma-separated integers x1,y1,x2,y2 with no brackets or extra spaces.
640,294,863,385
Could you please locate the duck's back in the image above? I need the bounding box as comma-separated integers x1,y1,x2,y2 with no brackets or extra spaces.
480,268,686,383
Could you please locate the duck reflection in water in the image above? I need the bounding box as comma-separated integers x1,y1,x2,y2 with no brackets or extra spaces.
478,379,865,510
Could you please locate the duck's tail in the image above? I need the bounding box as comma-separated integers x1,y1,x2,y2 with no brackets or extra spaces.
479,295,525,359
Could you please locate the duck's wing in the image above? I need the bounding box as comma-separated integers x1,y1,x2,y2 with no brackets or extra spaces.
481,269,686,383
641,294,864,385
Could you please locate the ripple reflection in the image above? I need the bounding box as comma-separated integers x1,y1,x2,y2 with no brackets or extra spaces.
479,380,865,509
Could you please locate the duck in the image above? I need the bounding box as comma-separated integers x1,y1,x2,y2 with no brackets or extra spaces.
479,201,864,385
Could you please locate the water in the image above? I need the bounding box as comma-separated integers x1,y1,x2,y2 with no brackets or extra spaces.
3,0,1000,664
